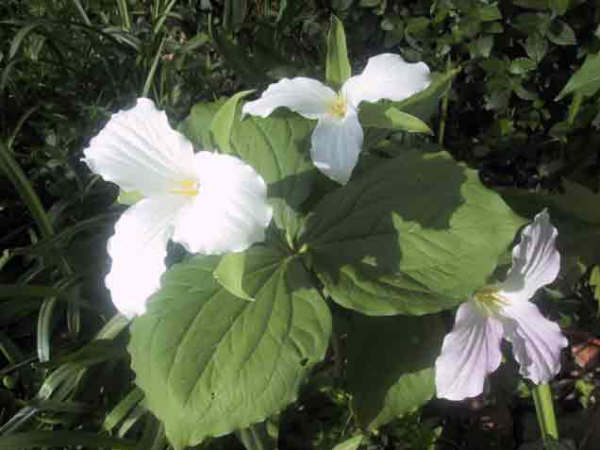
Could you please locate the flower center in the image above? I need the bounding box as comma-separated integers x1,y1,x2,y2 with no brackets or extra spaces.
169,179,199,196
328,94,347,119
472,286,507,316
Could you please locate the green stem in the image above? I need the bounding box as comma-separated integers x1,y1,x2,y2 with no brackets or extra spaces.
532,383,559,446
438,57,452,147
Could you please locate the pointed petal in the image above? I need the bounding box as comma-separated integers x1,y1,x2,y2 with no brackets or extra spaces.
242,77,337,120
171,152,273,254
342,54,431,109
106,195,186,318
435,301,504,401
83,98,196,196
310,110,363,184
501,301,568,384
499,210,560,302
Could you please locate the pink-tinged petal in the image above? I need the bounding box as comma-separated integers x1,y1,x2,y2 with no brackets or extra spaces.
105,195,188,318
499,210,560,302
242,77,337,120
171,152,272,254
435,301,504,401
501,301,568,384
341,54,431,109
83,98,196,196
310,109,363,184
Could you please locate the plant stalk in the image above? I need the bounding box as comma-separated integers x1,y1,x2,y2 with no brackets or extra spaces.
532,383,559,447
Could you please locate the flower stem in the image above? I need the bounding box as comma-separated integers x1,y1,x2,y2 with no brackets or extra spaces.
532,383,559,447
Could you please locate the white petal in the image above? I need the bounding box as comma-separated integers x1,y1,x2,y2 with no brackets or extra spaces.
499,210,560,302
435,301,504,401
310,110,363,184
501,301,568,384
83,98,196,196
242,77,337,120
105,195,186,318
171,152,273,254
341,54,431,109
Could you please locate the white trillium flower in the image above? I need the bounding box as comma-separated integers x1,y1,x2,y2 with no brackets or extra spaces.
435,210,568,401
242,53,431,184
83,98,273,318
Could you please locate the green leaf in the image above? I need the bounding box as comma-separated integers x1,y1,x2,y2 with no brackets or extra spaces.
228,111,317,245
524,33,548,63
332,434,365,450
556,53,600,100
547,20,576,46
117,189,144,205
300,151,524,315
129,254,331,449
214,245,291,302
210,90,254,153
347,313,445,429
179,100,224,149
359,104,432,134
325,15,351,89
394,68,461,121
509,58,537,75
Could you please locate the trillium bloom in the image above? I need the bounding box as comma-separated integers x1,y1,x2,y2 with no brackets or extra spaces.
83,98,272,318
435,210,568,401
242,53,431,184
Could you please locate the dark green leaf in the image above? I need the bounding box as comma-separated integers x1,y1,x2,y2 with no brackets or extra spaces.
301,151,524,315
547,20,576,46
347,313,445,428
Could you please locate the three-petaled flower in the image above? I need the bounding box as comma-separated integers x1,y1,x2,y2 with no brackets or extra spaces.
242,53,431,184
435,210,568,401
83,98,273,318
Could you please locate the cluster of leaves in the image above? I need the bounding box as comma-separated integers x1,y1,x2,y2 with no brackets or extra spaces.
2,1,600,449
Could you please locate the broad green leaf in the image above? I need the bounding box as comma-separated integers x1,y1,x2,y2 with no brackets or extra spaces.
210,90,254,153
117,189,143,205
359,104,432,134
300,151,525,315
347,313,444,429
213,244,291,301
394,68,460,121
332,434,364,450
228,111,318,244
325,15,351,88
179,100,223,149
556,53,600,100
129,254,331,449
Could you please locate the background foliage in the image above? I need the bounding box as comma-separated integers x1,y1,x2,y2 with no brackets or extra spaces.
2,0,600,449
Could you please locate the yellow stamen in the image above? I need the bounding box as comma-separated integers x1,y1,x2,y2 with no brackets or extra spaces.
473,285,507,315
169,179,199,196
328,94,347,119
